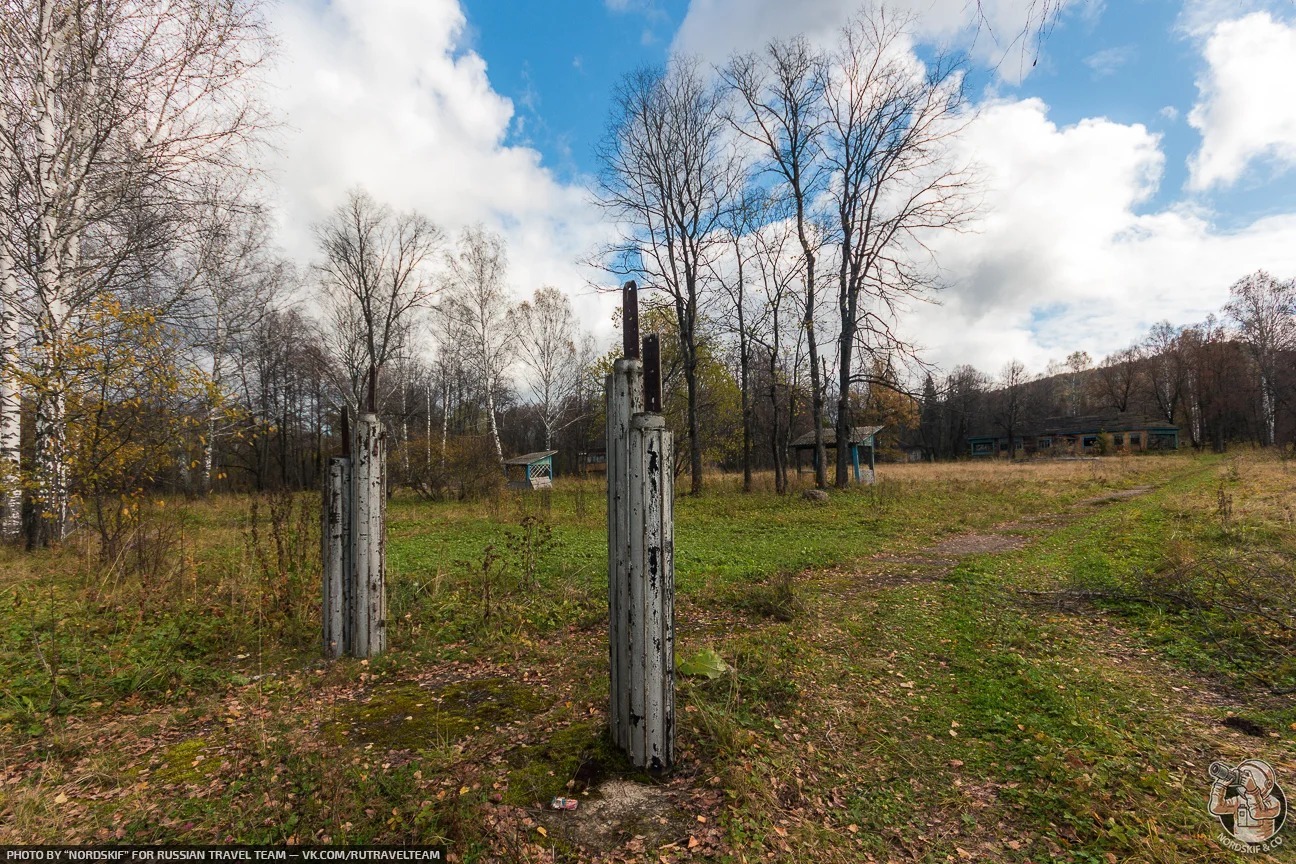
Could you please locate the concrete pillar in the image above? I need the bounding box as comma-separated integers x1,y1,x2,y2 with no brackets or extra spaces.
350,412,386,658
322,456,350,659
607,356,642,752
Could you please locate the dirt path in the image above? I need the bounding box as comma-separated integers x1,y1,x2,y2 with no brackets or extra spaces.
833,479,1296,862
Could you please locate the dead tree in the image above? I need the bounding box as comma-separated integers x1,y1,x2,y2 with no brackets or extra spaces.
825,10,975,488
595,57,739,496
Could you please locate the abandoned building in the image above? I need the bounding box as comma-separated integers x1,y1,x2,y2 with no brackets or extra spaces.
968,413,1180,457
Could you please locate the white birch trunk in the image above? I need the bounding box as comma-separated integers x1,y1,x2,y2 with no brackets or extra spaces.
32,0,68,543
201,350,222,494
0,138,22,539
440,373,450,468
485,377,504,466
399,372,409,477
1262,376,1276,447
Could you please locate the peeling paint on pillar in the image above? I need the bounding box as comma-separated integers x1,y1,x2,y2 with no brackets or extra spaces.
606,358,642,751
633,413,674,771
322,456,351,658
350,412,387,658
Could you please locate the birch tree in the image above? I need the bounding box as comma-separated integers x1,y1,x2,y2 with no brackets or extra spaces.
180,200,289,493
1224,271,1296,447
0,0,271,545
510,286,589,450
440,226,514,466
0,126,20,537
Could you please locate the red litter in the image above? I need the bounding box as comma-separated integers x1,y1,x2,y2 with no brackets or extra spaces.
550,797,579,811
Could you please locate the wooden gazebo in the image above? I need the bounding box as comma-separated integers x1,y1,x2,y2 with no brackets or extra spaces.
790,426,883,483
505,450,557,490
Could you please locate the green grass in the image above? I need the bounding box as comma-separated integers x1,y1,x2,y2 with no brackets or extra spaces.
5,453,1294,861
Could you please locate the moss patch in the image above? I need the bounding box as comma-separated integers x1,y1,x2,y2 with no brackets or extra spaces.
504,722,646,807
153,738,218,785
329,677,550,751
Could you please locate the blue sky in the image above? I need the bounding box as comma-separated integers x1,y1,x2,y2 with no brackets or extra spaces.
460,0,690,183
264,0,1296,375
465,0,1293,223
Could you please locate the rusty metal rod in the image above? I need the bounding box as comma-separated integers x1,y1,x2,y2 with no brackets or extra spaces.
643,334,661,413
622,281,640,360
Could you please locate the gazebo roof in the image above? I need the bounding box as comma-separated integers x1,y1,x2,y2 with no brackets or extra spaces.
790,426,884,450
503,450,558,466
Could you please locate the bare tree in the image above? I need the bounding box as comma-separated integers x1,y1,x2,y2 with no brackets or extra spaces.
707,189,769,492
971,0,1069,80
724,37,833,489
995,359,1032,458
440,226,514,466
944,364,989,458
1224,271,1296,447
316,188,442,410
595,57,739,495
0,0,272,545
825,10,974,488
510,286,590,450
1140,321,1187,427
1063,350,1092,416
179,199,291,493
746,208,804,493
1097,346,1138,412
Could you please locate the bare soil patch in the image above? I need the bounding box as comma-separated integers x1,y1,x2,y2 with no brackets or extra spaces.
536,779,687,852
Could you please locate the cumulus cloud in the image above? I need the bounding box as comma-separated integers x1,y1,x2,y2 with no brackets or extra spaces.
912,97,1296,374
260,0,1296,377
265,0,617,347
1186,12,1296,191
671,0,1078,82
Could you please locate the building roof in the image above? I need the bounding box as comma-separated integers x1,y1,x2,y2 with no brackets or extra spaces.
790,426,884,450
503,450,558,466
968,412,1179,440
1037,413,1178,436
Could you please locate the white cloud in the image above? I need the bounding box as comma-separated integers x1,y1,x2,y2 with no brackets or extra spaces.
1159,105,1179,121
914,98,1296,374
1186,12,1296,190
671,0,1080,83
1176,0,1289,37
260,0,1296,381
1083,45,1134,78
265,0,617,350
